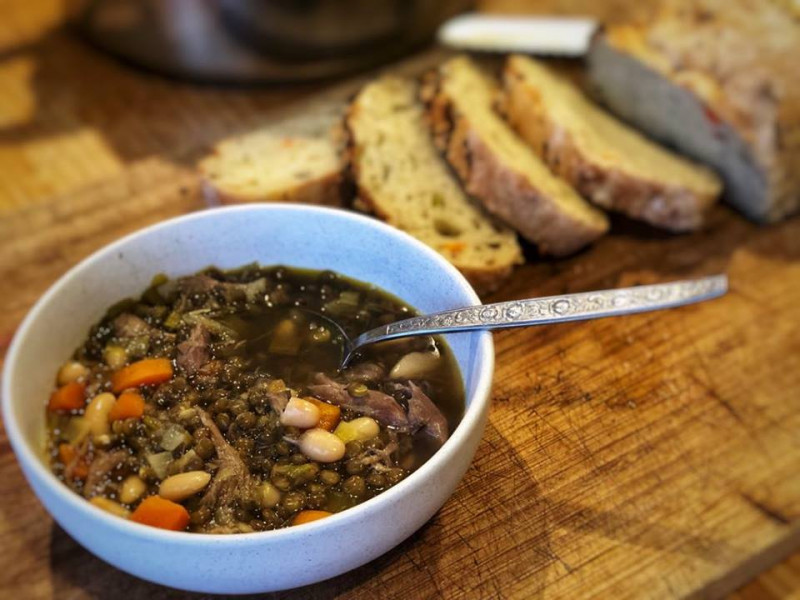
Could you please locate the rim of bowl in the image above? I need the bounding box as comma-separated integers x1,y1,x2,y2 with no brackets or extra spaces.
2,203,494,546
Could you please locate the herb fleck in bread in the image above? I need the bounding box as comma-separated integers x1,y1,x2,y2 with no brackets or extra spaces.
502,55,722,232
344,75,522,295
423,56,609,256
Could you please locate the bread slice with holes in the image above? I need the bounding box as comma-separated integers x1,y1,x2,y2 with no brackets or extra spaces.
344,75,523,295
422,55,609,256
199,106,345,206
501,55,722,231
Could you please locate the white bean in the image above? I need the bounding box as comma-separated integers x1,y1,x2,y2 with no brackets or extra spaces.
389,349,440,380
57,361,89,385
85,393,116,439
334,417,380,444
119,475,147,504
90,497,130,518
158,470,211,501
280,397,320,429
299,429,346,463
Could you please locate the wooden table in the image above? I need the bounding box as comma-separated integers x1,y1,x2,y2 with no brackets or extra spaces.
1,4,799,599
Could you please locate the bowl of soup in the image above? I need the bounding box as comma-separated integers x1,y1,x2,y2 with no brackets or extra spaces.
2,204,493,593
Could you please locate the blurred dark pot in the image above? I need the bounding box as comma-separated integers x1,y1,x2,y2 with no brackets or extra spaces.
74,0,472,83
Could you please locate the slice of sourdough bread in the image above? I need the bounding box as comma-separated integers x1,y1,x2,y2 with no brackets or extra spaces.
422,55,609,256
344,75,523,295
199,104,345,206
502,55,722,231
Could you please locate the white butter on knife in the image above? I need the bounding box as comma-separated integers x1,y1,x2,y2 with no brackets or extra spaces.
437,14,598,57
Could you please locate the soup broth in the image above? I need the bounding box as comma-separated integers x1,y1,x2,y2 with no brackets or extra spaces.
45,265,464,533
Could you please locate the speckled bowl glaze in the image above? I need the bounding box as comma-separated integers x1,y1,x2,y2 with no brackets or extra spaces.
2,205,493,594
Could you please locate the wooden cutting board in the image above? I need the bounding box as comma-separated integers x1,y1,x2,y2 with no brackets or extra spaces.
1,26,799,600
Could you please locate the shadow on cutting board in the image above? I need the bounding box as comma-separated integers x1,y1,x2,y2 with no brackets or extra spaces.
47,519,437,600
47,420,745,599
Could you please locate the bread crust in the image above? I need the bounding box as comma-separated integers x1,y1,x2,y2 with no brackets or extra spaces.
501,58,719,232
343,80,519,297
202,170,344,207
422,65,608,256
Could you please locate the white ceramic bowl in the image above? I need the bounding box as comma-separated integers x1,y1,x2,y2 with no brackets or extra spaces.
2,205,493,594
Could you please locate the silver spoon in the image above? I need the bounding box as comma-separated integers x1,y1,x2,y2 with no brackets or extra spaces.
314,275,728,368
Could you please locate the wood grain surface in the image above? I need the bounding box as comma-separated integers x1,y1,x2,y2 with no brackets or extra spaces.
1,2,799,599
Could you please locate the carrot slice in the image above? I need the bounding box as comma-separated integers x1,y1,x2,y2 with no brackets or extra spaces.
130,496,190,531
57,443,75,465
48,381,87,412
58,443,89,480
292,510,333,526
73,460,89,480
108,392,145,421
307,398,341,432
111,358,173,393
440,241,467,256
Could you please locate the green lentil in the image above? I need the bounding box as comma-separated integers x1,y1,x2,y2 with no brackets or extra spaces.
320,470,340,486
281,491,306,514
366,472,386,488
235,411,256,429
195,438,216,460
190,506,212,526
215,413,231,432
343,475,366,497
345,441,363,458
345,459,365,475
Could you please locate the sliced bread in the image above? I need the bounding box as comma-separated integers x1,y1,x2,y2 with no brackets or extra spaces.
502,55,722,231
587,0,800,223
200,132,343,206
199,104,345,206
344,75,523,295
422,55,609,256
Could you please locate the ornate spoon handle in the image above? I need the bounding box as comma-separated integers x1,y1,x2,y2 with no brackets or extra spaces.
351,275,728,351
